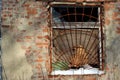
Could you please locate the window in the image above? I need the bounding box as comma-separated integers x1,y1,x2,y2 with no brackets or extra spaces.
53,6,98,22
50,3,104,75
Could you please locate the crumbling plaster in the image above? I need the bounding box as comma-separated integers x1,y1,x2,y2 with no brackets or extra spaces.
1,0,120,80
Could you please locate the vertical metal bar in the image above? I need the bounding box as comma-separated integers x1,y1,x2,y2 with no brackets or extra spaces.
51,7,70,71
49,6,52,73
89,42,100,67
75,5,77,48
60,22,73,64
74,4,78,66
79,6,84,45
87,37,100,65
82,28,98,65
62,25,70,62
52,51,69,70
82,7,94,49
81,22,98,64
66,7,74,62
100,6,104,70
57,7,72,64
51,4,104,70
52,29,70,64
74,6,85,66
52,43,68,63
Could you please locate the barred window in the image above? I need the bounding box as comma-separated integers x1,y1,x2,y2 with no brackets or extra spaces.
50,3,105,75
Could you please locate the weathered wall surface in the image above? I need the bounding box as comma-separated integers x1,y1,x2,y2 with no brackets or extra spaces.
1,0,120,80
2,0,50,80
99,2,120,80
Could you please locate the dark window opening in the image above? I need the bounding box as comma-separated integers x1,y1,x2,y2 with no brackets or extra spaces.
52,6,99,22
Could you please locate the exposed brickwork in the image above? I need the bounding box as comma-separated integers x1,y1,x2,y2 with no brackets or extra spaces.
1,0,120,80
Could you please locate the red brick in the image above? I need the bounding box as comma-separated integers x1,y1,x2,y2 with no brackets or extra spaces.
23,3,30,7
3,14,7,17
112,12,119,20
38,55,43,59
35,59,44,62
25,16,29,19
116,27,120,34
105,18,110,25
104,3,115,11
35,64,42,69
16,39,23,42
9,14,13,17
8,8,12,10
36,43,49,48
25,36,32,39
85,76,96,80
27,7,37,15
37,36,43,39
26,50,31,53
36,43,49,45
44,35,50,40
28,22,33,25
116,18,120,21
43,28,49,32
36,42,49,48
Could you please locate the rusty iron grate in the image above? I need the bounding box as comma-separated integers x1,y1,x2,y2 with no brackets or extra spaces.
50,4,104,72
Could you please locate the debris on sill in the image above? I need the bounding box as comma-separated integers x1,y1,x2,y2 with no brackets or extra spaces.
51,64,104,75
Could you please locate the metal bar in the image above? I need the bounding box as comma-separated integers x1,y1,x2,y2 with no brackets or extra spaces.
52,30,70,64
89,53,99,67
74,6,85,66
83,28,99,65
84,36,100,66
100,6,104,70
52,41,70,70
51,5,104,70
75,6,77,48
49,7,53,73
80,6,94,65
81,22,98,65
52,58,69,70
53,13,98,23
82,6,94,47
57,8,73,64
60,22,73,64
54,23,70,62
52,49,65,63
66,7,75,60
52,56,69,70
74,5,79,65
53,28,99,30
52,35,66,62
81,6,101,65
88,48,100,67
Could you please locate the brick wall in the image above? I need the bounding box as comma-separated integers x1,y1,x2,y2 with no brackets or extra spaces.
1,0,120,80
2,1,50,80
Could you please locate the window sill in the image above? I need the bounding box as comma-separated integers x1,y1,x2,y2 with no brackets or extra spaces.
51,68,104,75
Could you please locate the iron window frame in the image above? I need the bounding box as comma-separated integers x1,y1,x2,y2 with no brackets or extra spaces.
49,2,105,75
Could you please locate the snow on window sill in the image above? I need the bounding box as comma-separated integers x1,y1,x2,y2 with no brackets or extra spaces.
51,68,104,75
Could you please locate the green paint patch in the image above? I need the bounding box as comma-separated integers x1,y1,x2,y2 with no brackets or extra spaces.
52,61,69,70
